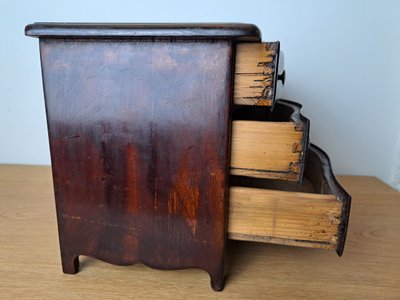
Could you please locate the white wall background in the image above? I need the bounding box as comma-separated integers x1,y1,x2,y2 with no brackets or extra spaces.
1,0,400,189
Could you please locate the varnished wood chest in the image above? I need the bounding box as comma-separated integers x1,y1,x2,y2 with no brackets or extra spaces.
26,23,350,291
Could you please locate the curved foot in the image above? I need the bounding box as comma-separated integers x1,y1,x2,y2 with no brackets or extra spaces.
61,255,79,274
209,270,225,291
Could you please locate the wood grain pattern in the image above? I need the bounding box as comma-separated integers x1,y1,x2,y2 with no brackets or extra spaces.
1,165,399,299
234,42,280,106
230,100,309,181
229,145,351,254
231,122,303,178
38,37,234,291
229,188,340,250
25,22,262,41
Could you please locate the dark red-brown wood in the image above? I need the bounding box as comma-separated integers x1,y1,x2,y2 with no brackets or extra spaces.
26,23,261,291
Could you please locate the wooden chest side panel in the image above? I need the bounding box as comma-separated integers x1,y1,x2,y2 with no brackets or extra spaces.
40,39,232,288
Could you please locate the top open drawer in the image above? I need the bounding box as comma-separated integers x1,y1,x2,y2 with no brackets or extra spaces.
234,42,284,107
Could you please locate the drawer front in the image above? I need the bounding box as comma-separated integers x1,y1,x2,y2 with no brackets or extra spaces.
228,144,351,256
230,100,309,181
234,42,283,107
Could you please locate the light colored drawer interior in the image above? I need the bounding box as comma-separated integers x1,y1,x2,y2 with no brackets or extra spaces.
230,100,309,181
228,144,351,256
234,42,281,106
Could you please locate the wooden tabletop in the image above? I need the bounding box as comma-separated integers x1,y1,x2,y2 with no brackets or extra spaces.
0,165,399,299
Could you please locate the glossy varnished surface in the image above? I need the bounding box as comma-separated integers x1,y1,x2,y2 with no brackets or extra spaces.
39,38,233,290
25,23,261,41
1,166,399,299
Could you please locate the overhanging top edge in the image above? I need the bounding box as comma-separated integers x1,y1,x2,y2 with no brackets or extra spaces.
25,23,262,41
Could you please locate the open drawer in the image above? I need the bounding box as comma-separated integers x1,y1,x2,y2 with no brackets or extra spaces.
228,144,351,256
230,99,309,182
234,42,283,107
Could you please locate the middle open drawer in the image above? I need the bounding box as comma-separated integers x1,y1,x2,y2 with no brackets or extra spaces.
230,100,309,182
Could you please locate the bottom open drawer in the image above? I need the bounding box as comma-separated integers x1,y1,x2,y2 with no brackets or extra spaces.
228,144,351,256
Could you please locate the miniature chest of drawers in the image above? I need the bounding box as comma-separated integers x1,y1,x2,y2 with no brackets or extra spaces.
26,23,350,291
